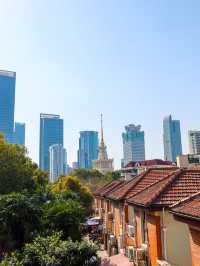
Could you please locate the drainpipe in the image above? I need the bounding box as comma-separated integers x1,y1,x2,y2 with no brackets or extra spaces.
162,207,167,261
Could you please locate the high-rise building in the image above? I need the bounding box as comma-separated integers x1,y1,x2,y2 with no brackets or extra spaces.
15,122,25,145
122,124,145,166
49,144,67,182
39,114,63,171
78,131,98,168
72,162,78,170
188,130,200,155
93,114,114,174
0,70,16,143
163,115,182,162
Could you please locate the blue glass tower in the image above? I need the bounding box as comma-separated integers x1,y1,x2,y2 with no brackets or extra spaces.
0,70,16,143
15,122,25,145
39,114,63,171
122,124,145,166
78,131,98,168
163,115,182,162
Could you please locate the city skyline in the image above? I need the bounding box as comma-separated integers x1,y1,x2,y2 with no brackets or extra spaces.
0,72,197,168
1,1,200,167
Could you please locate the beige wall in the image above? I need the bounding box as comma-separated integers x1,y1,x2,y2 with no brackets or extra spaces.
163,212,192,266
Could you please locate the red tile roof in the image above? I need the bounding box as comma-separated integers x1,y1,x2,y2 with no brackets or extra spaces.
128,169,200,208
94,180,125,197
171,192,200,221
108,168,178,201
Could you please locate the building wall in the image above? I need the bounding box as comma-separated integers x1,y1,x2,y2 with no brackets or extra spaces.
163,212,192,266
189,228,200,266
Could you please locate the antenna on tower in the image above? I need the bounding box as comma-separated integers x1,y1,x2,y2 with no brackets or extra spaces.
101,113,104,144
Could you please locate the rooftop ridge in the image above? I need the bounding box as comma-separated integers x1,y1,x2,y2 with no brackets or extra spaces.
170,190,200,209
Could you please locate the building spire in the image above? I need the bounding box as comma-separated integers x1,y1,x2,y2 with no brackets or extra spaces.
101,113,104,145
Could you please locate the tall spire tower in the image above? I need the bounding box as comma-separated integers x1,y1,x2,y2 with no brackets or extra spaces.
101,113,104,145
93,114,114,174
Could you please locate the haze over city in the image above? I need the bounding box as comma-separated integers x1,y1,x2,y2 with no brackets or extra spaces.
1,1,200,167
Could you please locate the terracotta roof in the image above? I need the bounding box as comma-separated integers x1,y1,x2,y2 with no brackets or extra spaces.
128,169,200,208
125,159,173,168
108,168,177,201
93,180,125,197
171,192,200,221
108,174,143,200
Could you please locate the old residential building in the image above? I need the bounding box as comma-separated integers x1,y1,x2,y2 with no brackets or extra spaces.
171,192,200,266
94,168,200,266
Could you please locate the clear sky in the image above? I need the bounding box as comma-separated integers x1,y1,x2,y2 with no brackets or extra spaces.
0,0,200,168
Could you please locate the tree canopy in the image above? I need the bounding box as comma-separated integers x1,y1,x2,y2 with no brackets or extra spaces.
0,136,47,194
52,175,93,211
0,232,100,266
43,199,85,241
0,193,42,252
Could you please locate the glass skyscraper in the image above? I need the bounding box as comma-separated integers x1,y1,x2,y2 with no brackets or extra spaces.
15,122,25,145
163,115,182,162
49,144,67,183
122,124,145,166
78,131,98,168
39,114,63,171
0,70,16,143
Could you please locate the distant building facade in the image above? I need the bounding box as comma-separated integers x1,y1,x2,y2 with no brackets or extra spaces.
163,115,182,162
188,130,200,155
122,124,145,166
15,122,25,145
78,131,98,168
0,70,16,143
177,154,200,168
93,115,114,174
39,114,63,171
121,159,175,179
49,144,67,182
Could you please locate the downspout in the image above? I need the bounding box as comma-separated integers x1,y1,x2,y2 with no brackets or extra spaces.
162,207,167,261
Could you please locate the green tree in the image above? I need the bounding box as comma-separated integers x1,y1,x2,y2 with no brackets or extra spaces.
0,232,100,266
0,136,48,194
52,175,93,212
0,193,42,253
70,168,103,181
44,199,85,241
104,171,121,181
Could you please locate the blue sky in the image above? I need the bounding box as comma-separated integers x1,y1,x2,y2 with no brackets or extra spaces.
1,0,200,168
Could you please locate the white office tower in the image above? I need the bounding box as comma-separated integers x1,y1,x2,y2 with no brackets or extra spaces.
49,144,67,182
189,130,200,155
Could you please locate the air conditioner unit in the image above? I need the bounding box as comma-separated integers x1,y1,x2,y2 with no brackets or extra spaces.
128,225,135,237
157,260,171,266
127,246,135,262
135,248,145,261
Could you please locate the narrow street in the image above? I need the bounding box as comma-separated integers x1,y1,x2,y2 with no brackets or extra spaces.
98,250,133,266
